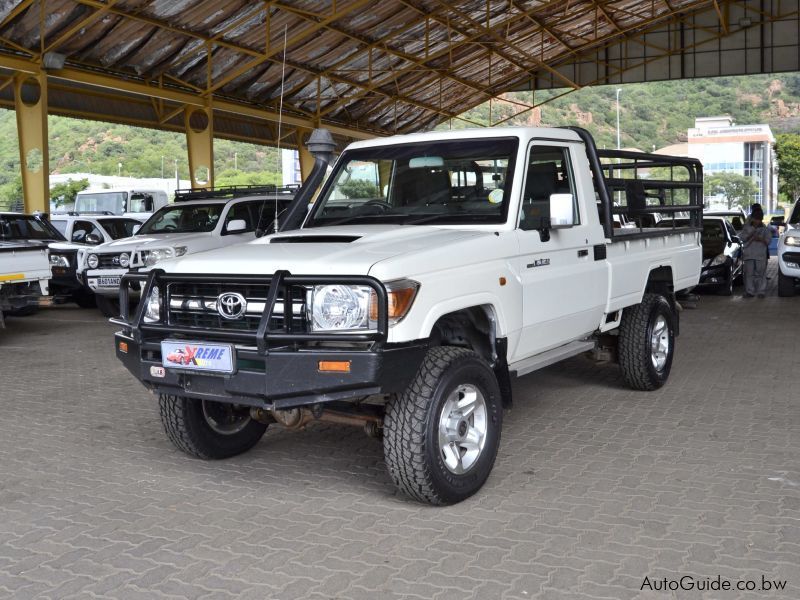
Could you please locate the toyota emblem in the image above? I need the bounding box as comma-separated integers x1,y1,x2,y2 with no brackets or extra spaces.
217,292,247,320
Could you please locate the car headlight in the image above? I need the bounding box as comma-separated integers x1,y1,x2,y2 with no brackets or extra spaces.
144,246,187,266
144,286,160,323
785,235,800,246
119,252,130,268
49,254,69,268
710,253,728,266
309,285,372,331
370,279,420,325
87,254,99,269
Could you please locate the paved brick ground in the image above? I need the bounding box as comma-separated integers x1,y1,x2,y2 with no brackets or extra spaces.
1,260,798,599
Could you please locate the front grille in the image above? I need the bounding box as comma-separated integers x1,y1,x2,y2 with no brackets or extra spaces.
167,281,307,333
97,253,124,268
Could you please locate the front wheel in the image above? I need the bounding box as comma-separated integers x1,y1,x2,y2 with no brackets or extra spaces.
383,347,503,505
778,270,796,297
158,394,268,459
618,293,676,391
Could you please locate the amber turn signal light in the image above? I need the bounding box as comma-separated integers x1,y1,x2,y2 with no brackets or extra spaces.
318,360,351,373
118,341,128,353
368,281,420,323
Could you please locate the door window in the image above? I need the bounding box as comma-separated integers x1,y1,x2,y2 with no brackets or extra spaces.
72,220,103,243
519,145,578,231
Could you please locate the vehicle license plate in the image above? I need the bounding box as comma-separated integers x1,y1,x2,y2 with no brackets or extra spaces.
98,276,121,287
161,340,235,373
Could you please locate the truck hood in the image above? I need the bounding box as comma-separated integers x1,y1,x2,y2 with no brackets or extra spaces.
160,225,487,276
95,231,213,252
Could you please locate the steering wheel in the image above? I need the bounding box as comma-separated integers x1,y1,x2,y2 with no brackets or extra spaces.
350,200,393,213
161,224,177,232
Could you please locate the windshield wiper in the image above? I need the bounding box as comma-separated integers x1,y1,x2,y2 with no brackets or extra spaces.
403,213,490,225
311,213,403,227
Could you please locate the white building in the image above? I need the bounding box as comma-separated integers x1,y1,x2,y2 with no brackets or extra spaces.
686,116,777,212
281,149,302,187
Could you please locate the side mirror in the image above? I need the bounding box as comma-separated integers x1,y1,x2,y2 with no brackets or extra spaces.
85,233,102,245
731,235,742,245
132,224,141,234
549,194,576,228
226,219,247,234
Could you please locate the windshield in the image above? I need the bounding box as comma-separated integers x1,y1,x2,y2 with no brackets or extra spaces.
138,203,224,234
0,215,66,241
75,192,127,214
306,138,518,227
101,218,142,239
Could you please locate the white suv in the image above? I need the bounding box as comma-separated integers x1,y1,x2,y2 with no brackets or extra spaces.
84,191,294,316
777,199,800,297
50,213,143,245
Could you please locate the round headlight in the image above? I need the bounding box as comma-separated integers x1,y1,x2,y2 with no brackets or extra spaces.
785,235,800,247
119,252,130,268
87,254,99,269
310,285,370,331
144,285,160,323
49,254,69,268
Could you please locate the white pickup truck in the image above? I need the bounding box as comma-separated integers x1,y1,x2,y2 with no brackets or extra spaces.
83,186,297,316
114,127,703,504
0,239,50,326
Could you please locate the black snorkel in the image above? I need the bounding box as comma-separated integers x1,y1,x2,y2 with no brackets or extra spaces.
268,128,336,234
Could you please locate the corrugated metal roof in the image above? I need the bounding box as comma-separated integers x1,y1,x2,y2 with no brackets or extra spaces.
0,0,717,140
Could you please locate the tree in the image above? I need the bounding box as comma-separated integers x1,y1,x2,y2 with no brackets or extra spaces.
776,133,800,203
50,178,90,208
703,172,758,210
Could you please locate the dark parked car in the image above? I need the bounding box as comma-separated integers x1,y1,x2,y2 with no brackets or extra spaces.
659,216,743,295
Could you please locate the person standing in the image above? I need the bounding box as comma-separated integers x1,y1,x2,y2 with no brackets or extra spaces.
739,204,771,298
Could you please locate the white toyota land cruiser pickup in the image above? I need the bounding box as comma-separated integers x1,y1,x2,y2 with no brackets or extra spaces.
114,127,703,504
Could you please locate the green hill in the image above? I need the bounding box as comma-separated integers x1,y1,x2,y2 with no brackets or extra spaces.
453,73,800,151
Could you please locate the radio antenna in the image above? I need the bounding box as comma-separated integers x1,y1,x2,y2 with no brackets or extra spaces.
274,24,288,231
256,23,288,237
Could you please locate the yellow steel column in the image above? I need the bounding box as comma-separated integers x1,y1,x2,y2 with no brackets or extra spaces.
296,128,315,182
14,72,49,213
184,106,214,188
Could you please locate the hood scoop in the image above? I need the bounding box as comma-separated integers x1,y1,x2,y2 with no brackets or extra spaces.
270,235,361,244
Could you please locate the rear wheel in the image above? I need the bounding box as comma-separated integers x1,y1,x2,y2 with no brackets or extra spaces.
383,347,503,505
778,270,796,297
618,293,675,391
5,305,38,317
95,295,120,317
158,394,267,459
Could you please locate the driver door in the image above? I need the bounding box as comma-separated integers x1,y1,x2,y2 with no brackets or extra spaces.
512,142,608,361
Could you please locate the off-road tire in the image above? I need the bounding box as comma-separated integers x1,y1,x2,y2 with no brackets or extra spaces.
383,347,503,505
158,394,267,459
778,270,796,297
95,295,120,318
618,293,675,391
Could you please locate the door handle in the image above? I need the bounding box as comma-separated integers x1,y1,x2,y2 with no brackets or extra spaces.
577,249,589,257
